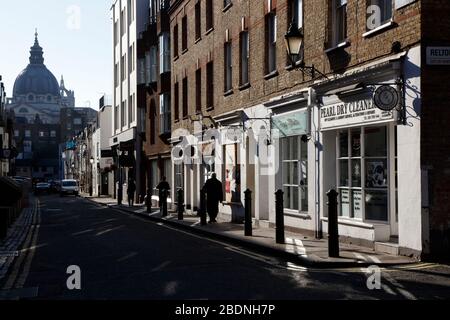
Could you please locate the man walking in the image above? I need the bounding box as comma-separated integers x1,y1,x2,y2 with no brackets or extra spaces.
127,180,136,207
202,173,224,223
156,177,171,216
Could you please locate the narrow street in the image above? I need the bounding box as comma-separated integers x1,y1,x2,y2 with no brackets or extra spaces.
0,195,449,300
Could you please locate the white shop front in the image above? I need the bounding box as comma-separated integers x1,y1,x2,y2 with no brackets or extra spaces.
316,50,423,255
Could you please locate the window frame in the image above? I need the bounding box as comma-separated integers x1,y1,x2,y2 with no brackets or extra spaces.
224,41,233,93
239,31,250,87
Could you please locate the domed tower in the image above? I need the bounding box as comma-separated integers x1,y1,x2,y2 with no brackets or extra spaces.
7,31,74,124
12,31,61,104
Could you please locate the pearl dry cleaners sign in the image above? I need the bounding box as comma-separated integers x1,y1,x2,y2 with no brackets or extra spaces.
320,98,396,130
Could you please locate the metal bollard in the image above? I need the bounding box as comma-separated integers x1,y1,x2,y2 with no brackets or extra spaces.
200,189,207,226
146,188,152,213
275,189,285,244
244,189,252,237
327,189,340,258
177,188,184,220
161,189,168,217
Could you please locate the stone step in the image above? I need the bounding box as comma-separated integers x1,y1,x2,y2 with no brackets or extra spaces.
375,241,399,256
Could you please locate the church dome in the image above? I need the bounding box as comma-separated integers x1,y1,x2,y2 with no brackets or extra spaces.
13,32,60,97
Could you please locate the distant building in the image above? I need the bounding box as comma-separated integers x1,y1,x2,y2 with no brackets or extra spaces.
60,107,98,143
6,31,76,181
0,76,15,177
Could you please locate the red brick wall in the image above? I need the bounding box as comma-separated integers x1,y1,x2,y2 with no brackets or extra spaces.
421,0,450,260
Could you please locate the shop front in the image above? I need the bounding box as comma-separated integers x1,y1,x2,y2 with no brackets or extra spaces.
316,49,424,256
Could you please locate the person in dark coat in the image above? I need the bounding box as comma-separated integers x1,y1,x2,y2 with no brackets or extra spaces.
156,177,171,214
202,173,224,223
127,180,136,207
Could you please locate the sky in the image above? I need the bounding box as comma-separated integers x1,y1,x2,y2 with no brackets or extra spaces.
0,0,113,110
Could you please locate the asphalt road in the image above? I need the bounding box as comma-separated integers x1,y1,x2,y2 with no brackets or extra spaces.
1,195,449,300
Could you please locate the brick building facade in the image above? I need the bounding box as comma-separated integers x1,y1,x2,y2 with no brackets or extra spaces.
165,0,448,260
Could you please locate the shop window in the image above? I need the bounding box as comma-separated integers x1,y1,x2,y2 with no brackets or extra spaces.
174,164,184,192
281,136,308,212
337,126,388,222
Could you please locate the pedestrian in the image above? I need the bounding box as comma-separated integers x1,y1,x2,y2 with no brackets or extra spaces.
156,177,171,216
202,173,224,223
127,179,136,207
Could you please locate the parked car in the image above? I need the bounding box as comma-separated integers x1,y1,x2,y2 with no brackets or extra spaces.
60,179,79,197
35,182,51,195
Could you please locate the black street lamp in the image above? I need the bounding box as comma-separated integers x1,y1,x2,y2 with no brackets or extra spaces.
284,22,328,80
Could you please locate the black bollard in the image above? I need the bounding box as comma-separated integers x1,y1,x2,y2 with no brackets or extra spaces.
146,188,152,213
275,189,285,244
161,189,168,217
327,189,340,258
200,188,207,226
244,189,252,237
177,188,184,220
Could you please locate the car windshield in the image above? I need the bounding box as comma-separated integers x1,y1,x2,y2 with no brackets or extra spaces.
62,181,77,187
37,183,49,187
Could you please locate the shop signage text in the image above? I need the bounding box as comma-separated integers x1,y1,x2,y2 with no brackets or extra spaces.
426,47,450,65
320,98,395,130
273,110,308,138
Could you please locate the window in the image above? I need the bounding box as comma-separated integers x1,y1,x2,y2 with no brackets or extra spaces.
367,0,393,30
195,2,201,41
145,46,157,84
182,77,188,118
115,63,119,87
265,12,277,74
239,31,249,86
337,126,389,222
50,130,56,138
160,93,171,134
114,20,118,45
206,0,214,31
174,164,184,193
182,16,188,52
287,0,303,64
73,118,82,125
332,0,347,46
121,9,126,36
159,32,171,74
128,95,134,125
129,45,135,73
174,82,180,121
121,54,127,81
128,0,134,25
206,61,214,110
39,131,45,138
281,136,308,212
196,68,202,112
173,24,179,58
114,105,119,131
149,0,157,23
150,101,156,144
224,41,233,92
121,100,126,128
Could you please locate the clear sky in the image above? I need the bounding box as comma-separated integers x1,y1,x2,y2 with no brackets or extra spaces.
0,0,112,110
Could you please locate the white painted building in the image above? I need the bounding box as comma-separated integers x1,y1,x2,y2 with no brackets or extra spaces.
110,0,147,202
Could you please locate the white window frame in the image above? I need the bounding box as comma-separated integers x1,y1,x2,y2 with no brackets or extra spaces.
159,33,171,74
336,125,392,223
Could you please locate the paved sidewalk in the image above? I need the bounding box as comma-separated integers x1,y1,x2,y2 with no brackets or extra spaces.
0,197,37,281
83,195,417,268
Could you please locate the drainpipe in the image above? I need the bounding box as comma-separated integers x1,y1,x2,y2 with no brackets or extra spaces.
308,87,323,239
